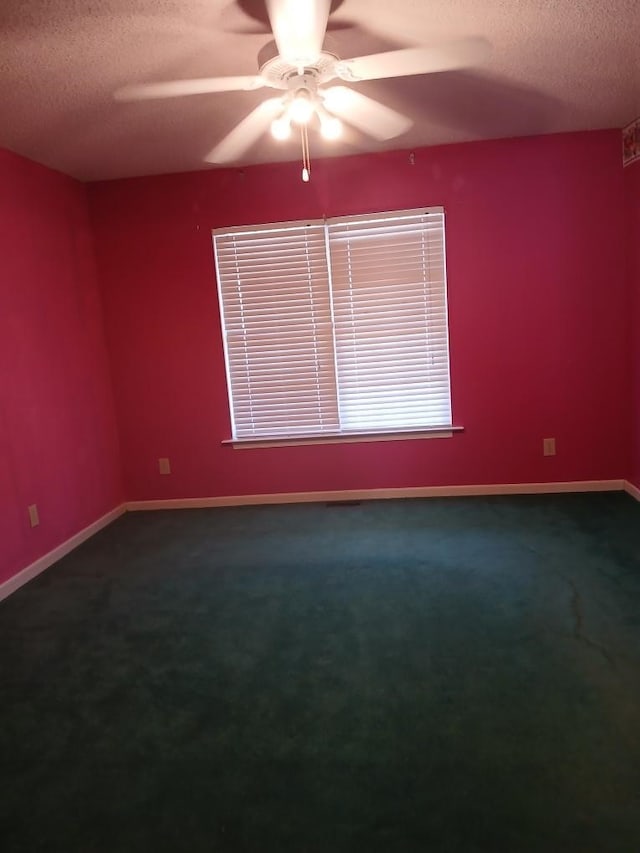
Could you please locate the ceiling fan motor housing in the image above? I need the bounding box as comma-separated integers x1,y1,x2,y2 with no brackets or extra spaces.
258,41,340,90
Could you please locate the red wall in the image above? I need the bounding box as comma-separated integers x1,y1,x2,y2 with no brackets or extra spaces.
89,130,629,501
0,149,123,585
626,157,640,488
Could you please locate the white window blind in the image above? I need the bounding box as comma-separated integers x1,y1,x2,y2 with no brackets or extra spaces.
214,221,340,438
327,209,451,431
213,207,452,441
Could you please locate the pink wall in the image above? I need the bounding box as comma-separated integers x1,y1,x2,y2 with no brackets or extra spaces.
0,149,122,585
626,157,640,488
89,130,629,501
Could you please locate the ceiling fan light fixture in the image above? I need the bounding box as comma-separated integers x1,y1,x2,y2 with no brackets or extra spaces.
320,115,342,140
321,86,349,112
270,116,292,140
289,89,315,124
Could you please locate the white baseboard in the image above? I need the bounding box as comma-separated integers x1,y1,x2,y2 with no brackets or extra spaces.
624,480,640,501
126,480,625,512
0,505,126,604
3,481,632,604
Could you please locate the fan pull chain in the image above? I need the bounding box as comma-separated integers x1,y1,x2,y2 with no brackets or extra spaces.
301,124,310,182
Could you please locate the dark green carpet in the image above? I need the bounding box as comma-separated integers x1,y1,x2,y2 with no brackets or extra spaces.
2,493,640,852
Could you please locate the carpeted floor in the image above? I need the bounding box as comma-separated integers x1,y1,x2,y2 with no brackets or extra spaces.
1,492,640,852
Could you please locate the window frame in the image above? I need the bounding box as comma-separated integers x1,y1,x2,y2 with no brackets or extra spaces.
213,207,458,447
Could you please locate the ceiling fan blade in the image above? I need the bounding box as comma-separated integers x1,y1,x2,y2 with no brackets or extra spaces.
205,97,284,164
335,37,491,82
322,86,412,141
266,0,331,66
115,76,265,101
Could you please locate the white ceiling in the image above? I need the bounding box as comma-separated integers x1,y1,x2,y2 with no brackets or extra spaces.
1,0,638,181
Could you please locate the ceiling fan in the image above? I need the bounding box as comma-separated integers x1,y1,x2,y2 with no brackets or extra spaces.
116,0,490,179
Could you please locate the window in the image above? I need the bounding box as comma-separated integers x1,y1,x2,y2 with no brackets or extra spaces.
213,207,452,442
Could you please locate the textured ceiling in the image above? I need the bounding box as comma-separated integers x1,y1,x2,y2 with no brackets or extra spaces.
1,0,638,181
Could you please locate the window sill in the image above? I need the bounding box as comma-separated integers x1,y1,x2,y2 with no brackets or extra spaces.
223,426,464,450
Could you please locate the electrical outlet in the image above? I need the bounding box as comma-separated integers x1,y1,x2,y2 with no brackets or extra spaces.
543,438,556,457
28,504,40,527
158,457,171,475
